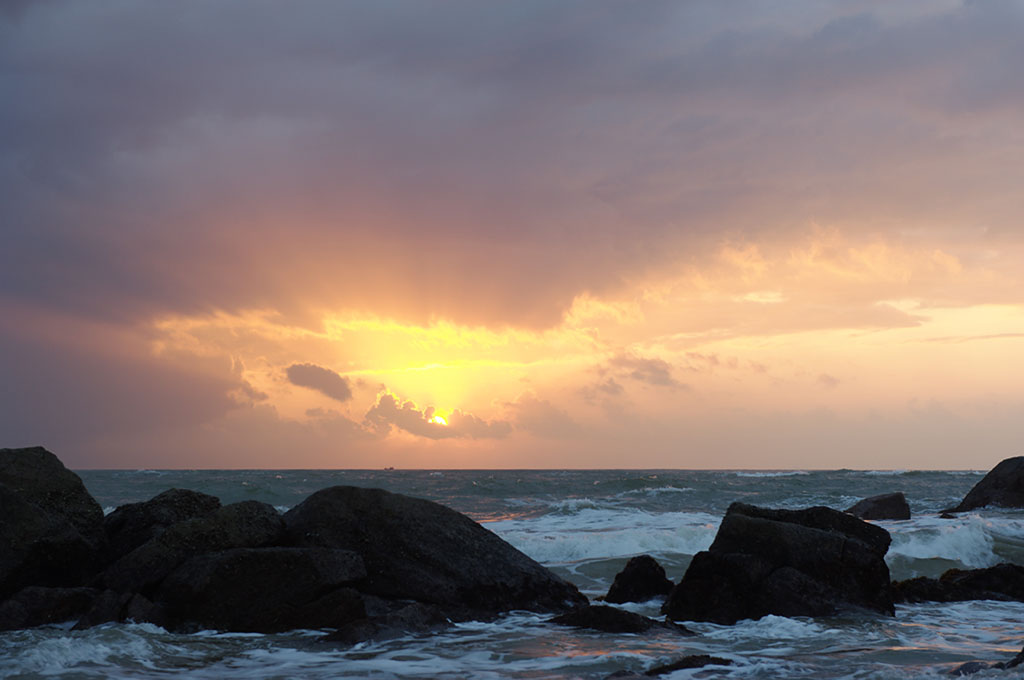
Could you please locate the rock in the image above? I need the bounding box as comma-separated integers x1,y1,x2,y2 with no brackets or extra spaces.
845,492,911,520
0,586,98,631
0,447,105,545
947,457,1024,512
645,655,733,675
662,503,893,624
550,605,694,635
100,500,285,595
604,555,674,604
73,590,166,629
324,600,451,645
156,547,366,632
103,488,221,562
0,447,106,597
950,661,991,676
284,486,586,618
893,563,1024,604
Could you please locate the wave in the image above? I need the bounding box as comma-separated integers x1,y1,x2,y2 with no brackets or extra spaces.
734,471,810,478
488,508,719,564
884,515,1024,580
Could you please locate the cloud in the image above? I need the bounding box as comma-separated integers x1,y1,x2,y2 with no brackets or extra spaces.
364,392,511,440
285,363,353,403
608,352,686,389
505,393,579,439
818,373,841,389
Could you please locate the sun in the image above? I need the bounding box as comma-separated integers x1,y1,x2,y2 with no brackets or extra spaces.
429,415,448,426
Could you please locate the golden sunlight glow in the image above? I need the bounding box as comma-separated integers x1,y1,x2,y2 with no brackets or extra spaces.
429,414,448,426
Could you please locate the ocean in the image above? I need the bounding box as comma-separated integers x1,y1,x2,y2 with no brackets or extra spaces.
4,468,1024,679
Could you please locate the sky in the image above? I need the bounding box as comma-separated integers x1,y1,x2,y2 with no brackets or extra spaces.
2,1,1023,469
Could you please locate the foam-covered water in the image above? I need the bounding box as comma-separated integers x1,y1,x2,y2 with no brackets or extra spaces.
4,468,1023,678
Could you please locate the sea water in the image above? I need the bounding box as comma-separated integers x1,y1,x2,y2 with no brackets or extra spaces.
4,469,1024,679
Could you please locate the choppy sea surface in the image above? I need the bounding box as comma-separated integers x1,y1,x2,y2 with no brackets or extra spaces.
5,468,1024,679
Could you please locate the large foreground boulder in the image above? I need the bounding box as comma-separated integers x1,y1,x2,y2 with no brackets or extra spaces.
156,547,367,632
604,555,674,604
0,447,106,597
284,485,587,618
103,488,221,562
662,503,893,624
947,457,1024,512
893,564,1024,604
99,500,285,595
846,492,911,521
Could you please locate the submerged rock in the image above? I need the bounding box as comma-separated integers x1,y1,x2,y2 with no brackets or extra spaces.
947,457,1024,512
846,492,911,520
0,447,106,597
550,604,693,635
284,485,587,618
604,555,674,604
662,503,893,624
893,563,1024,604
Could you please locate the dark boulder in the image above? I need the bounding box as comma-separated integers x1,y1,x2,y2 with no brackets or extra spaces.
104,488,221,562
893,563,1024,604
284,486,586,618
604,555,674,604
324,599,451,645
846,492,911,521
550,605,693,635
947,457,1024,512
100,500,285,595
0,586,98,631
73,590,166,629
0,447,106,597
662,503,893,624
646,655,733,675
156,547,366,632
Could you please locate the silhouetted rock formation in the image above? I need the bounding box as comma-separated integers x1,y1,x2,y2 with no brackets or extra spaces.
103,488,221,562
947,457,1024,512
893,563,1024,604
550,604,693,635
846,492,911,520
0,447,106,598
283,485,587,619
604,555,674,604
662,502,894,624
0,446,586,640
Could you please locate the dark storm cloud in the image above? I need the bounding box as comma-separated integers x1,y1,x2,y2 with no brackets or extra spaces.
3,1,1023,329
285,363,353,403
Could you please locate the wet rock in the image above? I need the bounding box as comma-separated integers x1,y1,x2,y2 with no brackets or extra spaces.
156,547,366,632
324,600,451,645
662,503,893,624
604,555,674,604
893,563,1024,604
550,605,694,635
104,488,221,562
100,500,285,595
0,586,98,631
0,447,106,596
646,655,733,675
284,485,586,619
73,590,166,629
950,661,991,676
947,457,1024,512
846,492,911,521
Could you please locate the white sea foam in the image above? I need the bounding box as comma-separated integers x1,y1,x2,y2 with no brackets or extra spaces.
488,508,719,564
885,515,1007,575
734,470,810,478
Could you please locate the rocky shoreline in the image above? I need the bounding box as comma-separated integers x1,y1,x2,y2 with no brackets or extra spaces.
4,446,1024,676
